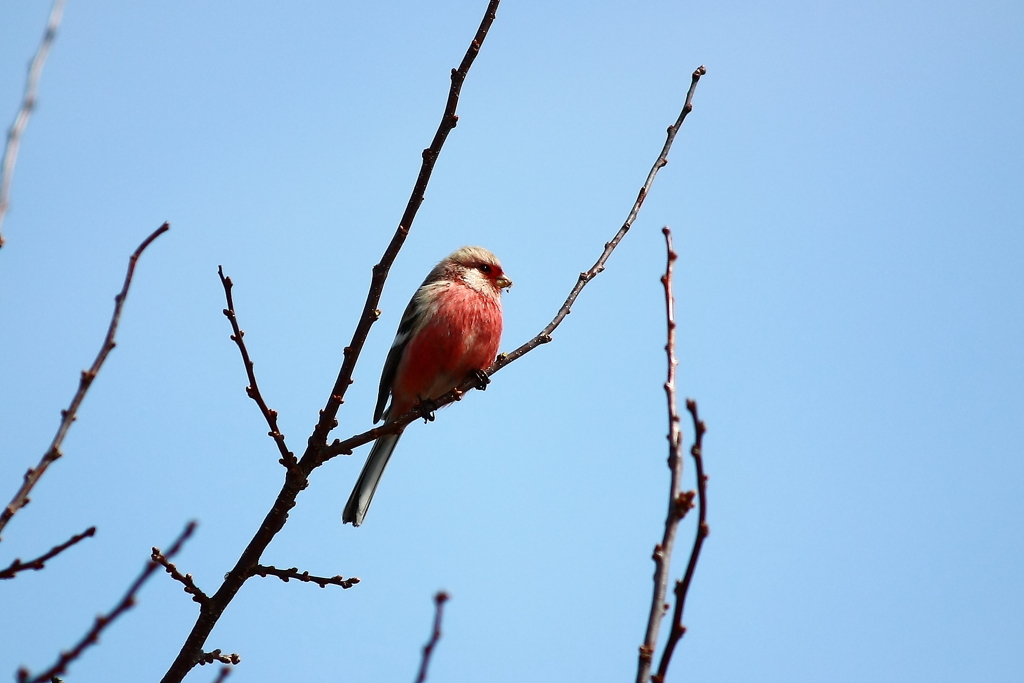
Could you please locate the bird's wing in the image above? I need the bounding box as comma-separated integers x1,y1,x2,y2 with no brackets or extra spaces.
374,292,424,423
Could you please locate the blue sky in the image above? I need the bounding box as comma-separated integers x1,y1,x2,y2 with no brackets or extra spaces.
1,1,1022,681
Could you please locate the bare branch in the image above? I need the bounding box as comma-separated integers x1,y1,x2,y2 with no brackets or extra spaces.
250,564,359,589
15,521,196,683
198,650,240,667
413,592,450,683
321,65,708,464
0,0,66,246
494,65,706,368
217,267,297,471
159,14,702,683
636,227,691,683
653,400,709,683
306,0,502,456
0,526,95,580
158,7,501,679
0,222,169,539
152,547,209,607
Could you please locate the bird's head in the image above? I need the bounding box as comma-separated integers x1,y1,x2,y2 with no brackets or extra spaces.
447,245,512,294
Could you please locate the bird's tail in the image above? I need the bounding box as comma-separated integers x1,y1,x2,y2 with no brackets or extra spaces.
342,431,402,526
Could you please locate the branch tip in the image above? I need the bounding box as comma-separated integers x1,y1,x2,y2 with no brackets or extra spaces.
0,222,167,537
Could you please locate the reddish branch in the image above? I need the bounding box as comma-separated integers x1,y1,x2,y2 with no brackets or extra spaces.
250,564,359,589
0,222,169,538
0,526,95,580
635,227,690,683
653,400,709,683
217,267,297,470
15,522,196,683
0,0,66,246
158,5,500,681
414,592,450,683
153,547,209,607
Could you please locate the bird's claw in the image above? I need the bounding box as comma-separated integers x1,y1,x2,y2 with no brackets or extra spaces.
419,398,438,423
471,369,490,391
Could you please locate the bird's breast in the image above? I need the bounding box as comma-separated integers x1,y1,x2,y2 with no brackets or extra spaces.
392,285,503,405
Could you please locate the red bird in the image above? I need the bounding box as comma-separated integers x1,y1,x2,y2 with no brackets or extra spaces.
343,246,512,526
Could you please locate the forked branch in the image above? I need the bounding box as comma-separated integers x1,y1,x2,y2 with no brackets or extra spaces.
635,227,687,683
653,400,709,683
158,5,501,680
307,0,502,455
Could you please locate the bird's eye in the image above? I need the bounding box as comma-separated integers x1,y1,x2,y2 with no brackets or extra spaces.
478,263,492,274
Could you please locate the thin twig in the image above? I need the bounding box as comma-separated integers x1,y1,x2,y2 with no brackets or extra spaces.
15,521,196,683
0,223,169,539
320,65,708,463
250,564,359,589
157,7,500,680
0,0,66,246
653,400,708,683
218,267,297,470
197,650,240,666
635,227,692,683
413,592,450,683
153,547,209,606
0,526,95,580
492,65,707,369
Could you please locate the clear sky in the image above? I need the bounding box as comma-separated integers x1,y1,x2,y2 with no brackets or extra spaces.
1,1,1022,681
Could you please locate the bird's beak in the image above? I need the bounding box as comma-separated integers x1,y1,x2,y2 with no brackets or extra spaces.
496,275,513,291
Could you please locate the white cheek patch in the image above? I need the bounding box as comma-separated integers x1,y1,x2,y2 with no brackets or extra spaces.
461,269,492,294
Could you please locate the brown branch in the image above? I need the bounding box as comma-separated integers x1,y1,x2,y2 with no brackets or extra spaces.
15,521,196,683
250,564,359,589
0,526,95,580
198,650,240,666
0,0,66,247
413,592,450,683
153,547,209,607
492,65,707,369
320,64,708,464
158,6,501,681
305,0,502,456
636,227,692,683
217,267,297,471
653,400,708,683
0,222,169,539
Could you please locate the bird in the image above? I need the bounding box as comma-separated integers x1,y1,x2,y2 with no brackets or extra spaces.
342,246,512,526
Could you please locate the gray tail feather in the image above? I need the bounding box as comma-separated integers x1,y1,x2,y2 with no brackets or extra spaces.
342,431,402,526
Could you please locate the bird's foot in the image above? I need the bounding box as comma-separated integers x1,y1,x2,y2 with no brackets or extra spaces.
418,398,438,423
471,369,491,391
